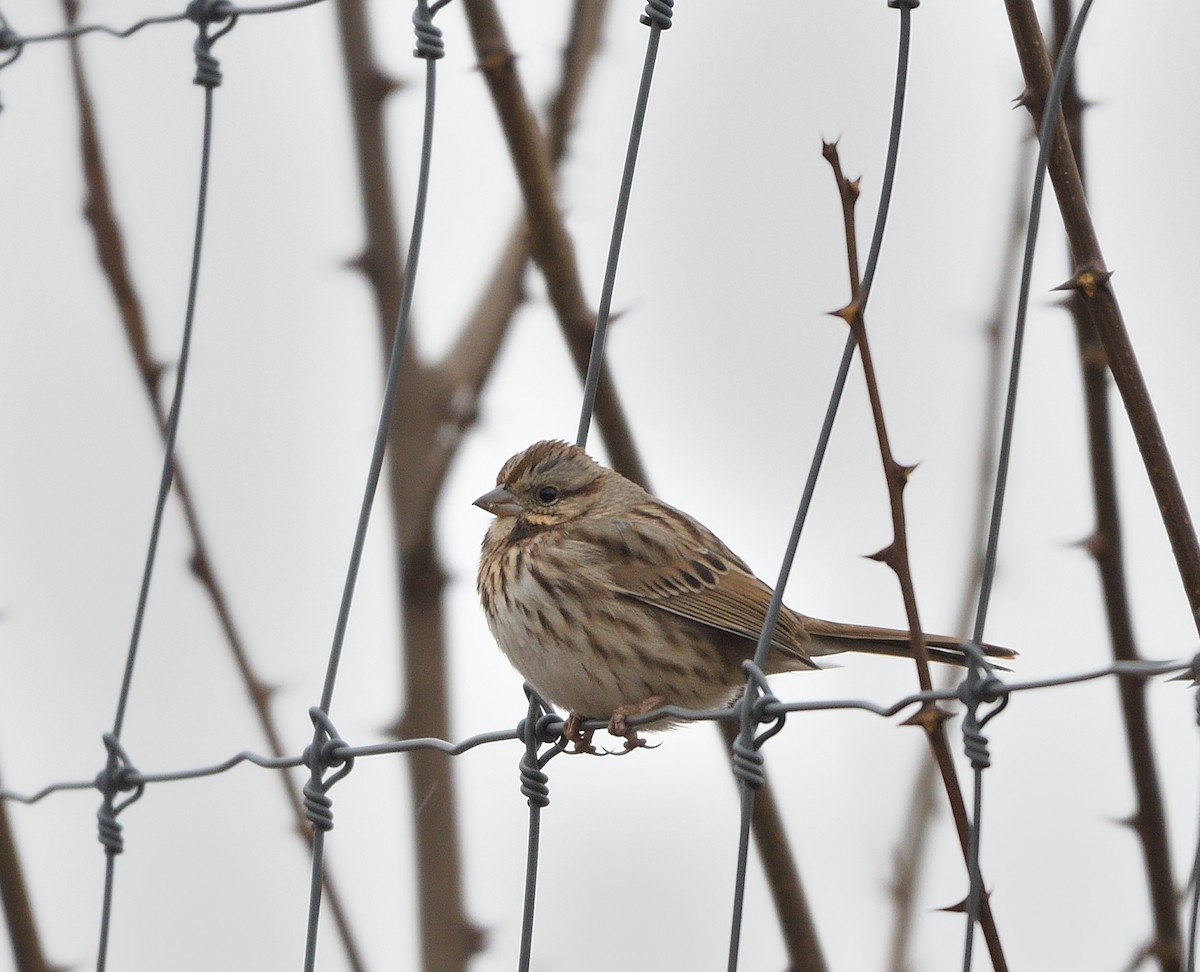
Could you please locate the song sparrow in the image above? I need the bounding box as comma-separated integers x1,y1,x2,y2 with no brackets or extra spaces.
475,440,1013,752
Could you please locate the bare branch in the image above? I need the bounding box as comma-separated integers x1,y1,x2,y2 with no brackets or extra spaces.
823,142,1008,971
460,0,647,487
440,1,610,399
1001,0,1200,633
1049,4,1180,968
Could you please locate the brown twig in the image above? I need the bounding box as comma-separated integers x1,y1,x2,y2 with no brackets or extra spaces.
336,3,620,968
718,719,828,972
1049,4,1180,968
822,141,1008,971
457,5,825,968
885,139,1032,972
1000,0,1200,632
58,3,373,969
461,0,646,487
0,792,50,972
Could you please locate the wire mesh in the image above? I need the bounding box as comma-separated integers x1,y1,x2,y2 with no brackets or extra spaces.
0,2,1197,971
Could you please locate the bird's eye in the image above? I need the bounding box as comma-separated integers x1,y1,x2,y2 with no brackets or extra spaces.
537,485,560,505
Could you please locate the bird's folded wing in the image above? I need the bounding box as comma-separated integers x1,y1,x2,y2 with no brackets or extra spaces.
607,526,817,668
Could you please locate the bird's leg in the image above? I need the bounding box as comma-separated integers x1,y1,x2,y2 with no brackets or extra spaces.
606,695,665,754
559,712,598,755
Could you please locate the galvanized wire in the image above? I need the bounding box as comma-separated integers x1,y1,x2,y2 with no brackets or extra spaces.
959,0,1098,964
729,3,919,968
92,6,233,969
300,3,448,969
1,655,1189,804
1,4,1198,972
574,0,672,450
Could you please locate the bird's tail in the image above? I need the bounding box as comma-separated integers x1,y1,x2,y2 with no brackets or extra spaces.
801,617,1016,668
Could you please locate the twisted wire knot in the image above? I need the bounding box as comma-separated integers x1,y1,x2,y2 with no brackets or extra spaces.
640,0,674,30
740,659,787,746
727,661,785,789
0,25,18,52
94,733,144,855
303,780,335,831
187,0,235,88
412,2,445,60
96,808,124,854
301,707,354,833
955,642,1009,772
961,715,991,771
516,712,564,748
730,734,765,790
518,752,550,808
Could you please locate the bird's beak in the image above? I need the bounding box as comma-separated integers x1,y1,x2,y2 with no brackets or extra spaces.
473,485,522,517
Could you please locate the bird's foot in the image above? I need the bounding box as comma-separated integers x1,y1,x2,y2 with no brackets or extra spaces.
557,713,599,755
605,695,665,755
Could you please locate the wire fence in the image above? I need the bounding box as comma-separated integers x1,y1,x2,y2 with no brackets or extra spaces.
1,2,1198,971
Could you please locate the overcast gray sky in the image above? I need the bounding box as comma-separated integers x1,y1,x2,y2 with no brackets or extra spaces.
2,2,1199,970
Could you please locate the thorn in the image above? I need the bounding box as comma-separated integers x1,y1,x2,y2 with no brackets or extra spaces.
866,542,896,566
345,250,371,275
1012,87,1045,123
149,362,167,397
829,302,859,326
362,67,405,102
1069,531,1106,559
901,702,951,732
251,680,278,708
368,69,406,101
1113,810,1142,832
936,885,992,915
476,49,517,73
889,459,919,489
1052,266,1113,298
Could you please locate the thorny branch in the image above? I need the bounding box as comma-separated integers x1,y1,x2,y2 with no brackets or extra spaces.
823,141,1008,972
886,142,1032,972
1049,3,1180,968
1000,0,1200,634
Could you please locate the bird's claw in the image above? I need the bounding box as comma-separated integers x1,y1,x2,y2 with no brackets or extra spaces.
601,732,659,756
557,713,599,756
602,695,665,755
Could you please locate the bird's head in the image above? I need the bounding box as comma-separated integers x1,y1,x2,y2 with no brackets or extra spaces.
474,440,614,528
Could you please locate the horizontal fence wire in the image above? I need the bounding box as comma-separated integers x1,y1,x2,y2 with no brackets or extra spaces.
1,658,1192,809
2,1,1199,971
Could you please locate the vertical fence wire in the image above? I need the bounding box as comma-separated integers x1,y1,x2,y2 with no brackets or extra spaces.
725,3,917,968
93,6,235,968
515,688,560,972
300,4,447,969
0,4,1196,972
574,0,672,449
958,1,1096,966
504,6,676,966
